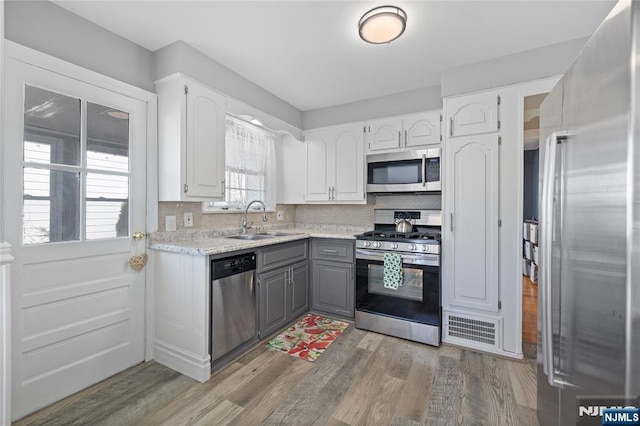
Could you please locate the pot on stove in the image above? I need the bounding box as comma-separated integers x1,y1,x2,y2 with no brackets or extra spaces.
395,213,413,233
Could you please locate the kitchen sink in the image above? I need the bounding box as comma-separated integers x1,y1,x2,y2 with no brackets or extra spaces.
225,231,297,240
256,231,295,237
226,234,274,240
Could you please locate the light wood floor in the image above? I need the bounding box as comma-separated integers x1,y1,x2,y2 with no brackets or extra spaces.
522,275,538,344
16,325,539,426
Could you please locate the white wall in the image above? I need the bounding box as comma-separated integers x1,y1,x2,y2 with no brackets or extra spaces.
302,85,443,130
154,41,303,129
4,0,154,92
441,37,588,98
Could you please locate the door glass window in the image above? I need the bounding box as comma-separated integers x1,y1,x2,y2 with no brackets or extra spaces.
23,86,81,166
22,86,131,244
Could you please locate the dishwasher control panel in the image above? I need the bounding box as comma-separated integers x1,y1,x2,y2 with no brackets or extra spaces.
211,252,256,280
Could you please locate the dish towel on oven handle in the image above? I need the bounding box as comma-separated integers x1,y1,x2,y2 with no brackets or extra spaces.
383,252,403,290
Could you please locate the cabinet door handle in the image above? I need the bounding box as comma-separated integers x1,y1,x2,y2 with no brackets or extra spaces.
449,117,454,137
322,249,339,253
398,131,401,147
289,266,294,284
404,130,408,146
450,213,454,232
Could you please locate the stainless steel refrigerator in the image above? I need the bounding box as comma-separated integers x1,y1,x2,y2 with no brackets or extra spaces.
537,0,640,424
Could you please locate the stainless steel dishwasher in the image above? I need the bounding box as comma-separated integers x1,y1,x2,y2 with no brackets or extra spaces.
210,252,256,363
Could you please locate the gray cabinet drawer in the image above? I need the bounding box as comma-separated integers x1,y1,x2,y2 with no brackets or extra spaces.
311,239,354,263
258,240,308,272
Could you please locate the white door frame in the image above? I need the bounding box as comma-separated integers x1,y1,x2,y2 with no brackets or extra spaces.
2,41,158,420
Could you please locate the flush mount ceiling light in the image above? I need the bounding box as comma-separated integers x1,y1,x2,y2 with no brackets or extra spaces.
359,5,407,44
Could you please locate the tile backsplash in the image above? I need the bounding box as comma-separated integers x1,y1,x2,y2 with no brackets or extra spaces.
157,202,296,232
157,194,440,233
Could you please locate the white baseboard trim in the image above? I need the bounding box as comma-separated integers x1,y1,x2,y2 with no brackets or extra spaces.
153,340,211,383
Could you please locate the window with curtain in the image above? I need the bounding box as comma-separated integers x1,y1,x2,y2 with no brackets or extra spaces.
203,115,277,212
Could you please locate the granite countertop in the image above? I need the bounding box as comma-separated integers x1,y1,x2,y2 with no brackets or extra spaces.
149,227,369,256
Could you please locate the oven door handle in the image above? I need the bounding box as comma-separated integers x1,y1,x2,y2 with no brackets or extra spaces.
422,153,427,187
356,250,439,264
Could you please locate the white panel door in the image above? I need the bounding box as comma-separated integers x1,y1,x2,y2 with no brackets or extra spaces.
447,91,500,138
334,128,364,201
305,133,332,201
448,134,500,312
4,58,147,420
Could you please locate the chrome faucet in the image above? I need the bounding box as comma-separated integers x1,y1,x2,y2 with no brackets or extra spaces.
241,200,268,234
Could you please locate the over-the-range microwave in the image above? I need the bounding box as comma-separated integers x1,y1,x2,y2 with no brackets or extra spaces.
366,148,441,193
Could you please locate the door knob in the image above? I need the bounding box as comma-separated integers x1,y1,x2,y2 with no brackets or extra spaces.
133,232,146,240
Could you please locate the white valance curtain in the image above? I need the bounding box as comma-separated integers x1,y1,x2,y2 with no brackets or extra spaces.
224,116,276,210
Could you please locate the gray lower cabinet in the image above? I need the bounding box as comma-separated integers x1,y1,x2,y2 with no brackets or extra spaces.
311,239,355,318
257,240,309,337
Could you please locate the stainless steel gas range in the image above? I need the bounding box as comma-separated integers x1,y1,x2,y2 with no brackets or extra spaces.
355,209,441,346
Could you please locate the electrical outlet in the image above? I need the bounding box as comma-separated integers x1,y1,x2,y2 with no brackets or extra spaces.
165,215,177,232
184,212,193,227
276,210,284,221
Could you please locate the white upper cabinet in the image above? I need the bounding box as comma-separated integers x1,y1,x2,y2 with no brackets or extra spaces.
404,111,442,148
367,118,403,151
280,134,307,204
365,110,442,153
334,128,364,201
156,73,226,201
304,124,365,203
305,132,332,202
447,92,500,138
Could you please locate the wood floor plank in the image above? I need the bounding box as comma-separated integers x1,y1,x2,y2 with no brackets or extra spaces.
356,331,384,351
392,343,438,423
438,344,462,360
228,358,315,424
331,336,406,425
136,362,244,425
424,354,462,425
224,352,295,407
459,350,488,426
191,400,244,426
508,360,537,409
263,347,373,425
480,354,522,425
362,374,406,424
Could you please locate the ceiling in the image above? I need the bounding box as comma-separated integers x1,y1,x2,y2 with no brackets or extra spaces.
51,1,616,112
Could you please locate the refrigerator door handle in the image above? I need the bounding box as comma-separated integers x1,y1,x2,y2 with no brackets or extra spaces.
542,131,567,389
540,134,552,377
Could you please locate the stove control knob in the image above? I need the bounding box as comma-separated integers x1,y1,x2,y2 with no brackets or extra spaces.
392,243,398,249
422,245,428,252
410,244,417,251
374,241,381,248
364,241,371,248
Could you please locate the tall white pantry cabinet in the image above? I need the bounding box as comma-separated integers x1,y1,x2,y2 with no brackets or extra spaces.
442,77,559,358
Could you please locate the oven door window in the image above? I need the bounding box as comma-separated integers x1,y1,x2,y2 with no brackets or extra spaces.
356,258,440,326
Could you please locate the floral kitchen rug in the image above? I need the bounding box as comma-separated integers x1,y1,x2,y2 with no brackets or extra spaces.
266,313,349,361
